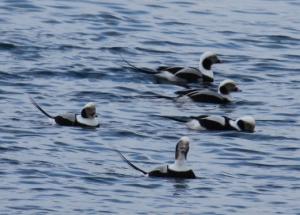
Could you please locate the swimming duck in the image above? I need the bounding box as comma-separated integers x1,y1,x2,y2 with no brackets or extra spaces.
29,96,100,127
115,136,196,179
176,79,241,103
164,115,255,132
123,51,221,86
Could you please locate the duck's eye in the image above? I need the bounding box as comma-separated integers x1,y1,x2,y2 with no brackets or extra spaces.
233,86,241,92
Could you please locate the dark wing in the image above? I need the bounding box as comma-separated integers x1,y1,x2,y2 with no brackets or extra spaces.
157,66,184,74
149,166,196,179
187,90,227,103
148,165,168,177
175,88,202,96
191,115,209,120
156,66,169,71
197,116,227,130
54,113,76,126
188,170,196,179
174,67,202,82
161,115,191,123
167,169,196,179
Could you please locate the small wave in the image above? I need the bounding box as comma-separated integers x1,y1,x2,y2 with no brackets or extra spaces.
278,147,299,152
265,35,300,43
0,42,17,50
8,205,56,213
146,4,168,9
142,40,189,47
0,146,27,152
113,129,150,138
98,13,123,21
0,158,20,165
136,47,176,54
102,31,124,37
82,176,118,185
281,54,300,60
125,182,163,189
99,46,135,55
160,21,189,26
57,44,90,51
3,1,44,12
0,71,25,80
225,147,270,155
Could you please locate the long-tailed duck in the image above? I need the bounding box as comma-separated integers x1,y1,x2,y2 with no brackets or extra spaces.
176,79,241,103
29,96,100,128
163,115,255,132
115,136,196,179
122,51,221,86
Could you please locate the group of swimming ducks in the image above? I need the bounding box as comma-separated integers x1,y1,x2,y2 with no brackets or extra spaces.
30,51,256,179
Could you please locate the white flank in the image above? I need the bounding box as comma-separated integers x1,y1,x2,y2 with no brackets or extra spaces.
76,115,99,127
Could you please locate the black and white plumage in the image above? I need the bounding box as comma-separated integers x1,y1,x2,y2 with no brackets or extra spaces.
164,115,256,132
176,79,241,103
115,136,196,179
29,96,100,128
123,51,221,86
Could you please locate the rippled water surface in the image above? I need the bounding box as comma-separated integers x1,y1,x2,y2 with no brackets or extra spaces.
1,0,300,214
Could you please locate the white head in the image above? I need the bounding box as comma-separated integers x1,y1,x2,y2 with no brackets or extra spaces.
218,79,241,96
81,102,97,119
235,116,256,132
199,51,222,82
175,136,190,161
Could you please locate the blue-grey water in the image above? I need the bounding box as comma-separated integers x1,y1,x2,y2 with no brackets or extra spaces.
1,0,300,214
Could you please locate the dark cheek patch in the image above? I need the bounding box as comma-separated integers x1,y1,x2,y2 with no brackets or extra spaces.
184,147,189,159
219,85,229,95
245,123,255,132
81,109,88,118
237,120,245,131
202,58,212,70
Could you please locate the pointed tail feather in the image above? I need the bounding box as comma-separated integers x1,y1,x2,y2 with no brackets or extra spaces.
114,149,147,175
141,91,175,100
29,95,54,119
160,115,190,123
119,54,157,74
175,88,201,96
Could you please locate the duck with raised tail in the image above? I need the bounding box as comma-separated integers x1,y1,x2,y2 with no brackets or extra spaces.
29,96,100,128
115,136,196,179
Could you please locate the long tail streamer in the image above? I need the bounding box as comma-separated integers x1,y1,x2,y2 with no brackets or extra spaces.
29,95,54,119
120,54,157,74
114,149,147,175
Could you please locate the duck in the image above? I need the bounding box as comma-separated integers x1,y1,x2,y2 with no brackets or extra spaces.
163,115,255,132
115,136,196,179
122,51,221,86
29,96,100,128
175,79,241,103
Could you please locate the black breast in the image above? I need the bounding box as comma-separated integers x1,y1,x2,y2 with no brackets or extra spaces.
54,114,99,128
148,166,196,179
166,168,196,179
175,72,202,82
202,75,214,83
54,115,76,126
